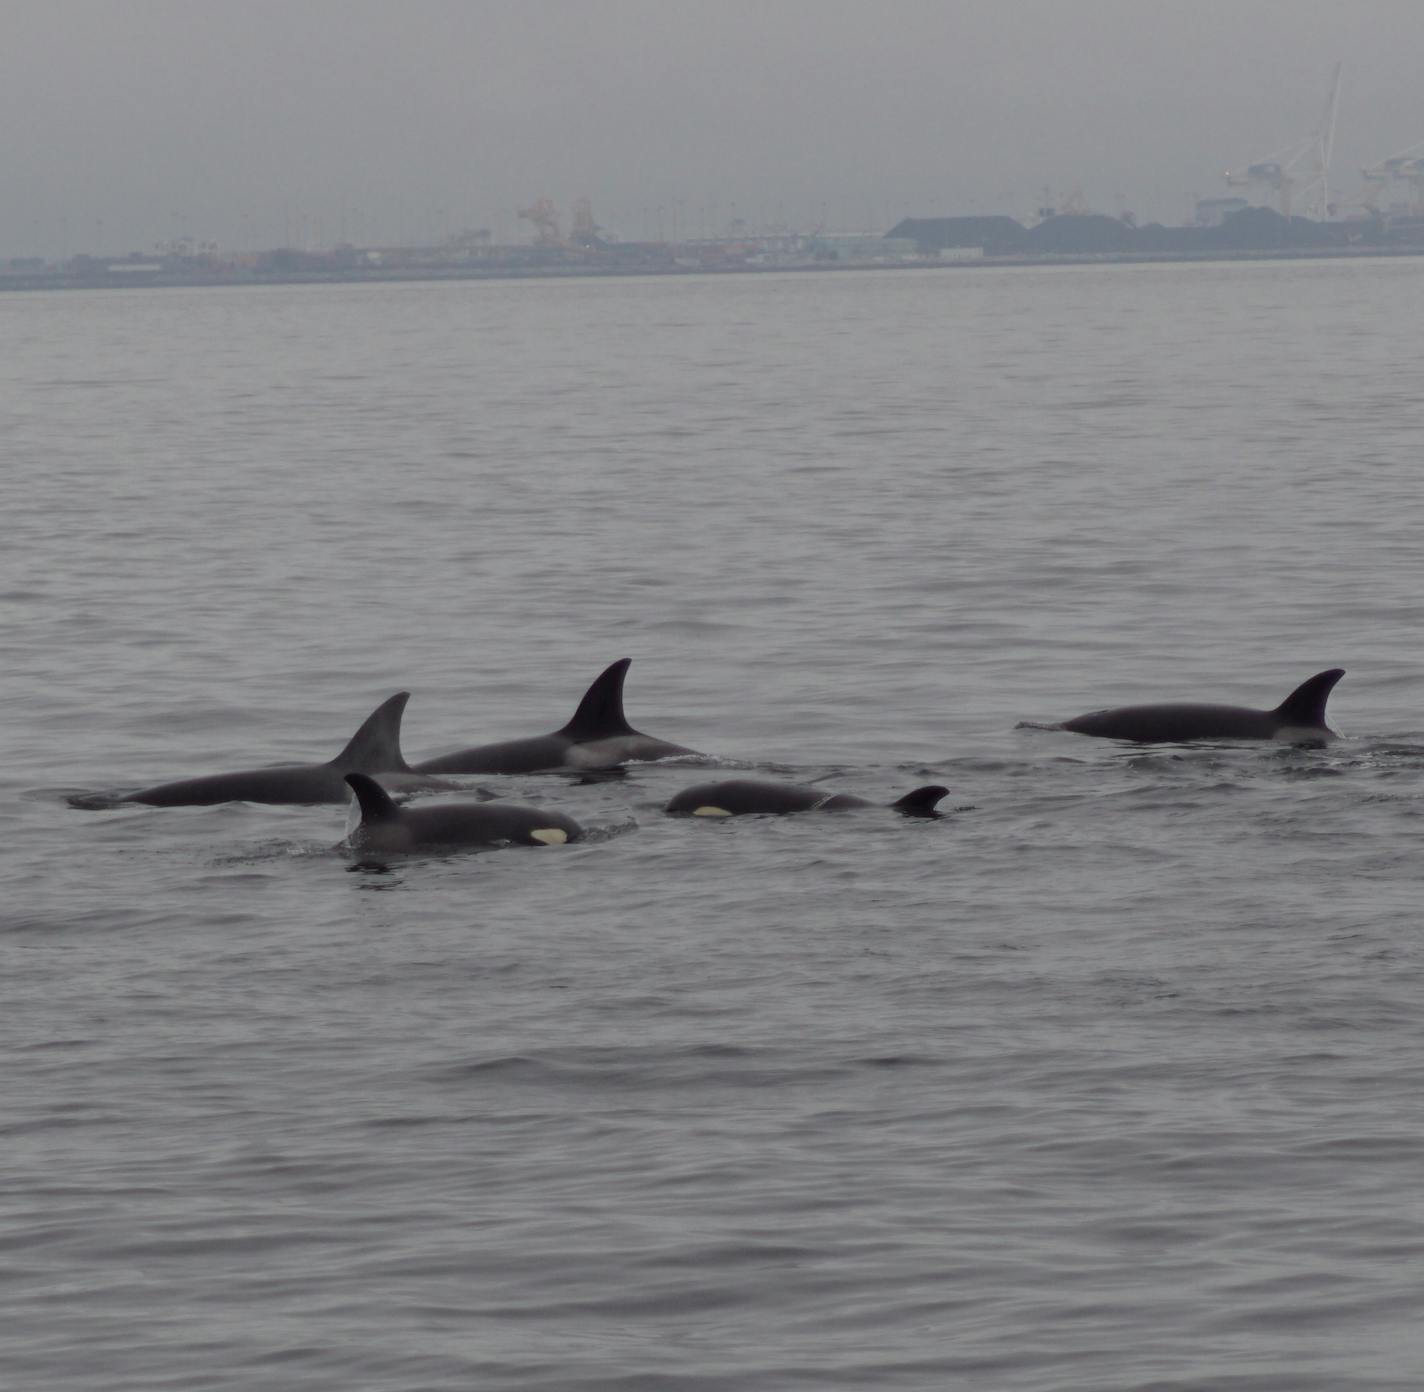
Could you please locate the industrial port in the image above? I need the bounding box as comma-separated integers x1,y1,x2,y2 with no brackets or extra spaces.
8,67,1424,293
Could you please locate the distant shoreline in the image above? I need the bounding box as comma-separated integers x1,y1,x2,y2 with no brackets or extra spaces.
5,242,1424,294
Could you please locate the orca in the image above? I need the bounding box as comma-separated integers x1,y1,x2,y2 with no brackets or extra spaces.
414,658,698,775
665,779,948,818
119,692,450,806
345,773,583,854
1030,668,1345,744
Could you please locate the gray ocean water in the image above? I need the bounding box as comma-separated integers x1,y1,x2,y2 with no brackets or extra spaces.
5,260,1423,1390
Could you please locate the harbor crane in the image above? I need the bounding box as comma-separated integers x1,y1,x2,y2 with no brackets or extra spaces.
569,197,602,246
1224,63,1341,219
518,198,561,245
1361,141,1424,217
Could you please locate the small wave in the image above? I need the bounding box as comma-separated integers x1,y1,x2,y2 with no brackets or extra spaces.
207,840,336,866
573,819,640,843
422,1041,854,1093
62,789,132,810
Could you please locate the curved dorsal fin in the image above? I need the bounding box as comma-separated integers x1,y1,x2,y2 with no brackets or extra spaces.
557,659,635,740
892,785,950,818
330,692,412,771
345,772,401,823
1273,669,1344,728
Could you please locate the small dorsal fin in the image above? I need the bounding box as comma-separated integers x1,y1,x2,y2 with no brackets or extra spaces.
330,692,412,771
557,659,636,740
1273,669,1344,728
345,772,401,823
892,785,950,818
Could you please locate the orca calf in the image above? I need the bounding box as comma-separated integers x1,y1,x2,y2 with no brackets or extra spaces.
345,773,582,854
1035,668,1345,744
665,779,948,818
121,692,448,806
415,658,698,774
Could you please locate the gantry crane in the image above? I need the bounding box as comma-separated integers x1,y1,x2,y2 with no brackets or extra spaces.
1224,63,1342,219
517,198,561,245
1361,142,1424,217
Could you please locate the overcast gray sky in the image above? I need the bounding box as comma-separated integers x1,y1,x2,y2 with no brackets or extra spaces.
4,0,1423,257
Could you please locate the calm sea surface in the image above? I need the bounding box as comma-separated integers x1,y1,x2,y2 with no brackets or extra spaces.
4,261,1423,1390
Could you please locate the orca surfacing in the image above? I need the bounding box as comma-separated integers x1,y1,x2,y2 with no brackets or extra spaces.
117,692,449,806
1031,668,1345,745
665,779,948,818
414,658,698,774
345,773,583,855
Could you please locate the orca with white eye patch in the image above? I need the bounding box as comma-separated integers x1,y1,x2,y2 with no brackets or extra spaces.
665,779,948,818
345,773,583,855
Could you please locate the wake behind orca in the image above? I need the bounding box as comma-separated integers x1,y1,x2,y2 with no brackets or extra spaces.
665,778,948,818
345,773,583,855
1025,668,1345,745
111,692,449,806
414,658,699,775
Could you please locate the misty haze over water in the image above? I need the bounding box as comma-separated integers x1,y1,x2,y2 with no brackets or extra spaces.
6,0,1424,258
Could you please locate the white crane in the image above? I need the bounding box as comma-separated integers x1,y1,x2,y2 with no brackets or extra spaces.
1225,63,1342,220
1361,141,1424,217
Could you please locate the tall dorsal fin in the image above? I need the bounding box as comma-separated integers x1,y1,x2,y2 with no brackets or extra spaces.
345,772,402,823
1273,669,1345,728
557,659,636,740
330,692,412,771
892,786,950,818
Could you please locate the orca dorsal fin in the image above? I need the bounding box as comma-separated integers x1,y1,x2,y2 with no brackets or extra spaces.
330,692,412,771
557,659,636,740
345,772,401,823
1273,669,1345,729
892,785,950,818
